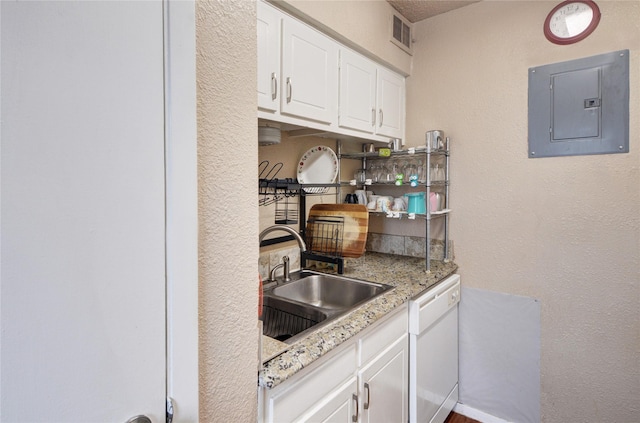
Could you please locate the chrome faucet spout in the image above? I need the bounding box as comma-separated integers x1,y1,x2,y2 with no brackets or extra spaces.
259,225,307,252
269,255,291,283
260,225,307,284
269,263,284,282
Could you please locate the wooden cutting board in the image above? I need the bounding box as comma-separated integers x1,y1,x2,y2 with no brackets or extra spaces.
306,204,369,258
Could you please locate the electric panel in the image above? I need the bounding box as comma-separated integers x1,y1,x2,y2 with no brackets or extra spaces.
528,50,629,158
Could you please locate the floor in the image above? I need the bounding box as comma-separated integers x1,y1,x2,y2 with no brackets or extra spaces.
444,411,482,423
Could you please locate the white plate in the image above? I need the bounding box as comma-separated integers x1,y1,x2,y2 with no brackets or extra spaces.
297,146,338,194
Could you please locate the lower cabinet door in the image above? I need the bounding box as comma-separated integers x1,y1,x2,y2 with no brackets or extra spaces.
264,343,357,422
359,334,409,423
299,377,358,423
261,306,409,423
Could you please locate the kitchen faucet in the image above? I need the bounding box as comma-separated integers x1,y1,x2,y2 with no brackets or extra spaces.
259,225,307,283
269,256,290,283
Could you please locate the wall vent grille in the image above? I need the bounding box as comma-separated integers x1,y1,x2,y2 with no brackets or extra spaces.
391,13,413,54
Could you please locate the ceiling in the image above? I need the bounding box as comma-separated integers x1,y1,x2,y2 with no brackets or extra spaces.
386,0,481,23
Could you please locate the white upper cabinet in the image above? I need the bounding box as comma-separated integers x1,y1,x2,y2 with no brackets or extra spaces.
281,15,338,125
257,1,281,112
338,49,377,133
257,0,404,141
376,67,405,139
339,48,405,140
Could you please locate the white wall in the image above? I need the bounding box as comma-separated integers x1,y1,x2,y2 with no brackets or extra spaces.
459,287,541,422
196,1,259,421
408,2,639,422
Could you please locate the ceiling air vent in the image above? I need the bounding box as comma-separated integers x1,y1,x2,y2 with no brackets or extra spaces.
391,13,413,54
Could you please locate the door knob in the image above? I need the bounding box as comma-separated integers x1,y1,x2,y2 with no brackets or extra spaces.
126,415,151,423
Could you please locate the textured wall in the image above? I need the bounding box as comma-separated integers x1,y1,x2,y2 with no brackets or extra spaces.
196,1,259,421
407,2,639,422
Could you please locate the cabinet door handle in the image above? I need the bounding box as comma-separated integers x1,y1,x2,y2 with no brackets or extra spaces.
352,393,359,422
271,72,277,101
286,77,292,103
371,108,376,126
379,109,383,127
364,382,370,410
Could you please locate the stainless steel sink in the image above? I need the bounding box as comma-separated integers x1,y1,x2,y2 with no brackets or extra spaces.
261,296,329,343
261,271,393,344
272,272,391,309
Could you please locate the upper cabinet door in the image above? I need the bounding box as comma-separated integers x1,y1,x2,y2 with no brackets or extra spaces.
257,1,281,112
339,49,377,133
339,48,405,140
257,3,404,141
376,67,405,139
281,16,338,125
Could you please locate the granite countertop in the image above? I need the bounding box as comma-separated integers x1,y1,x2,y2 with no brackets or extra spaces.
259,252,458,389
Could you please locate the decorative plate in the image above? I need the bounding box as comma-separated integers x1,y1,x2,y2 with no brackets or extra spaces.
297,146,338,194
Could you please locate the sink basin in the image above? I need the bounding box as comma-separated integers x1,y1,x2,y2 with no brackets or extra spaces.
261,295,329,343
272,272,391,310
261,271,394,343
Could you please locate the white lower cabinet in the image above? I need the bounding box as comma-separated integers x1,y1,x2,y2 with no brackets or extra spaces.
263,343,357,423
299,377,358,422
261,305,408,423
358,334,408,423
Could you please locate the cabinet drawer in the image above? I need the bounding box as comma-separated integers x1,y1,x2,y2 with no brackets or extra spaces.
409,274,460,335
360,304,408,365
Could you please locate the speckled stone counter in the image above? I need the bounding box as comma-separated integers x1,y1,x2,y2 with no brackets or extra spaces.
259,252,458,389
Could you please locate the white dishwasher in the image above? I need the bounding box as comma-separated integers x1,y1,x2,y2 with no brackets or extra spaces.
409,274,460,423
